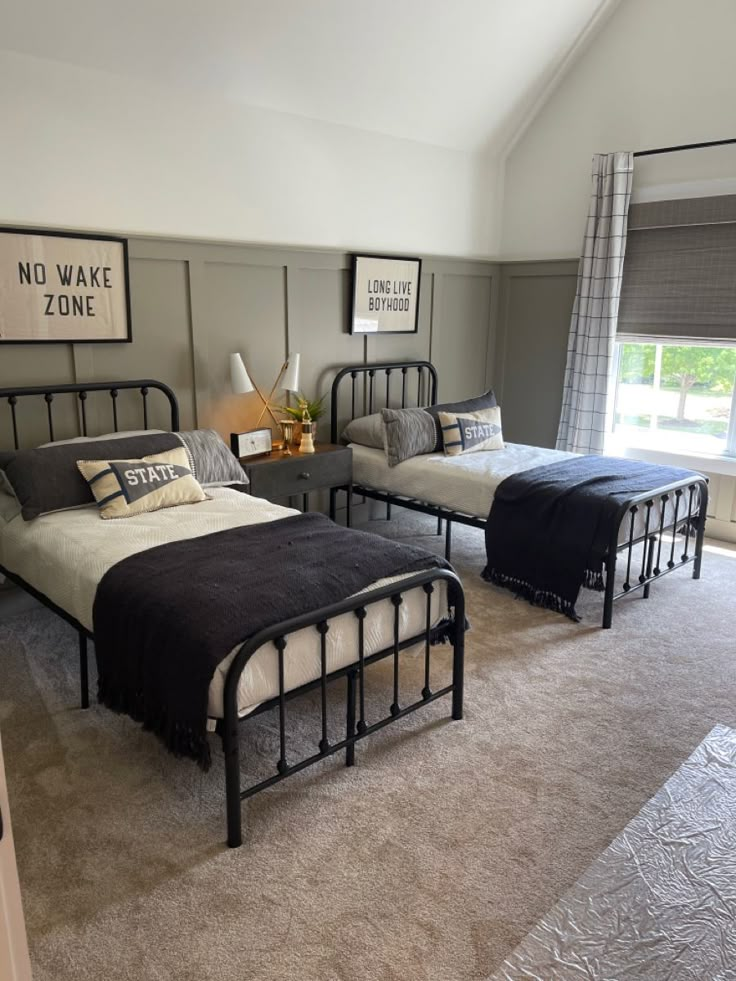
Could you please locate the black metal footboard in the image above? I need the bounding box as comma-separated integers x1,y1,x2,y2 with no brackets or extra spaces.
601,476,708,629
221,568,465,847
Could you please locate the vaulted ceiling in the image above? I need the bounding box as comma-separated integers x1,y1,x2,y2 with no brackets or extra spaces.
1,0,617,151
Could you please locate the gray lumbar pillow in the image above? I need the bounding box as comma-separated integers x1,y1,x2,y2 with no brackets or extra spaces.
381,407,437,467
341,413,385,449
1,432,183,521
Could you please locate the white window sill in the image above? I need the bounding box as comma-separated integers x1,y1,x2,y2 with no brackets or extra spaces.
607,439,736,477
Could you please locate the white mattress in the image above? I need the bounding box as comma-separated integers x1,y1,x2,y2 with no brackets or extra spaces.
351,442,702,543
0,488,445,719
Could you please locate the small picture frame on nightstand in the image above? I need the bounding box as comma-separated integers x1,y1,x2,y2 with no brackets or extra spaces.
231,428,273,460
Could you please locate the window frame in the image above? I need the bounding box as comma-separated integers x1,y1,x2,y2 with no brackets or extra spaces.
612,335,736,459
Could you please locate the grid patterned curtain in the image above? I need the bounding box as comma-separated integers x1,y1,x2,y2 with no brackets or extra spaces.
556,151,634,454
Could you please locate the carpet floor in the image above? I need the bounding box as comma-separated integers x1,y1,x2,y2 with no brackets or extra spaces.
2,506,735,981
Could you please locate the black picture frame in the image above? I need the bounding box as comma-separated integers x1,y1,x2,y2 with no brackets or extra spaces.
349,253,422,334
0,226,132,344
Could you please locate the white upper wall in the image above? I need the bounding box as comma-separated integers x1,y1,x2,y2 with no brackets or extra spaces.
2,0,604,152
500,0,736,260
0,50,497,256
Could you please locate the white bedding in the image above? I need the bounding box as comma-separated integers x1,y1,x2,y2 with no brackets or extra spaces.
0,488,445,719
352,442,576,518
351,442,701,543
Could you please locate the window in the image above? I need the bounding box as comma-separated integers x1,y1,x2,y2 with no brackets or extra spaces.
611,339,736,457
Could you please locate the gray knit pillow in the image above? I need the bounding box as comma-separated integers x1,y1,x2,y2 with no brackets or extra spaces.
175,430,249,487
381,408,437,467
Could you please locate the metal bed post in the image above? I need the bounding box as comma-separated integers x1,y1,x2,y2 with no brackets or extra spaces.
693,482,709,579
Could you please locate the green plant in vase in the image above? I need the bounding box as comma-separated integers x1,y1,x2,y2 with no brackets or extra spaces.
277,393,328,443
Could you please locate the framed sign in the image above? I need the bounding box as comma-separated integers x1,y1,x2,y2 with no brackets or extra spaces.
349,253,421,334
0,227,131,344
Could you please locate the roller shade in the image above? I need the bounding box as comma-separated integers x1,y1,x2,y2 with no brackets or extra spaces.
618,195,736,341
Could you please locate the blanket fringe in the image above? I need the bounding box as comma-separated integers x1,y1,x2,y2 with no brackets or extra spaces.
429,614,470,646
481,566,581,622
98,682,212,771
582,568,605,592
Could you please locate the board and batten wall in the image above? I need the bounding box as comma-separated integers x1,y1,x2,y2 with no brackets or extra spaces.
494,258,736,544
0,235,499,452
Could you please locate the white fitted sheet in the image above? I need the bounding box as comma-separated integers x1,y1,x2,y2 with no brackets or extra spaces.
351,442,702,544
0,488,445,719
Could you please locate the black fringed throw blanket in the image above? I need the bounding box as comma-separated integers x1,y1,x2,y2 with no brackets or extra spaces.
482,455,699,621
93,512,453,768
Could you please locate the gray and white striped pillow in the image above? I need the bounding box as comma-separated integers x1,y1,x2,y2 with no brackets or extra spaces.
175,430,249,487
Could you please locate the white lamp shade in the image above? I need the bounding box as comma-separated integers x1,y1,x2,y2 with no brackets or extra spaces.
281,353,301,394
230,353,254,395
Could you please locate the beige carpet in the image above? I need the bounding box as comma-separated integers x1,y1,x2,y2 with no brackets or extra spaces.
2,507,735,981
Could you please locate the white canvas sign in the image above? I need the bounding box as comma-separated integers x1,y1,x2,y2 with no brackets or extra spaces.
0,229,131,343
350,254,421,334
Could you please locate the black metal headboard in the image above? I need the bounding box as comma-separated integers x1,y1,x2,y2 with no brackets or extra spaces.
330,361,438,443
0,379,180,450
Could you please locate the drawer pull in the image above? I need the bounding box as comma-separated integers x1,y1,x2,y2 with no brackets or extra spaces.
298,471,311,480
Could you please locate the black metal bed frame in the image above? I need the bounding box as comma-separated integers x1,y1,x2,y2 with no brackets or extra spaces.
330,361,709,629
0,379,466,848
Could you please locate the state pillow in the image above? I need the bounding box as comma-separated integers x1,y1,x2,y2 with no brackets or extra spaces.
425,389,498,450
77,447,208,519
438,406,504,456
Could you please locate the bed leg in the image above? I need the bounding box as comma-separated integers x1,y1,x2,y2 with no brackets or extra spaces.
386,501,392,521
642,536,656,599
445,519,452,562
602,552,616,629
329,487,337,521
79,632,89,709
451,592,465,721
345,669,357,767
224,716,243,848
693,495,707,579
437,516,443,536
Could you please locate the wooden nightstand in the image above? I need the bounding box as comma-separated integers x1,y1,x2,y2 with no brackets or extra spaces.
239,443,352,523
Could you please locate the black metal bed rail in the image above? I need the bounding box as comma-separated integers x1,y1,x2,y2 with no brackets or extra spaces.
221,567,465,847
602,475,708,628
0,378,180,448
330,361,438,444
351,485,484,558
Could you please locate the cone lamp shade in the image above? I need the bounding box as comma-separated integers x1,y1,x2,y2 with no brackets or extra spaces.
281,353,301,394
230,353,255,395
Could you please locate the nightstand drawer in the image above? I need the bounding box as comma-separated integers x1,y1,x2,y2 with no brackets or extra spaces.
244,445,352,501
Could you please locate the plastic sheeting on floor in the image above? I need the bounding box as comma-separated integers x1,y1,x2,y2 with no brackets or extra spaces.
491,724,736,980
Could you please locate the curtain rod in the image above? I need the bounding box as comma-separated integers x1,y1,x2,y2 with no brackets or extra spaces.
634,138,736,158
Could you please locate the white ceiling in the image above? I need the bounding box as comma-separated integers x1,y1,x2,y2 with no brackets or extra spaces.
1,0,613,151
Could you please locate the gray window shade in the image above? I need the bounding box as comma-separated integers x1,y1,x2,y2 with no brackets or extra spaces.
618,195,736,341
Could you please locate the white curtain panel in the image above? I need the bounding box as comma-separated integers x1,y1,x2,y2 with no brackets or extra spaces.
556,151,634,454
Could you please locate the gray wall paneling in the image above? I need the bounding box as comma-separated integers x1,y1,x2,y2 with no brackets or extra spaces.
0,238,498,450
494,260,578,448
